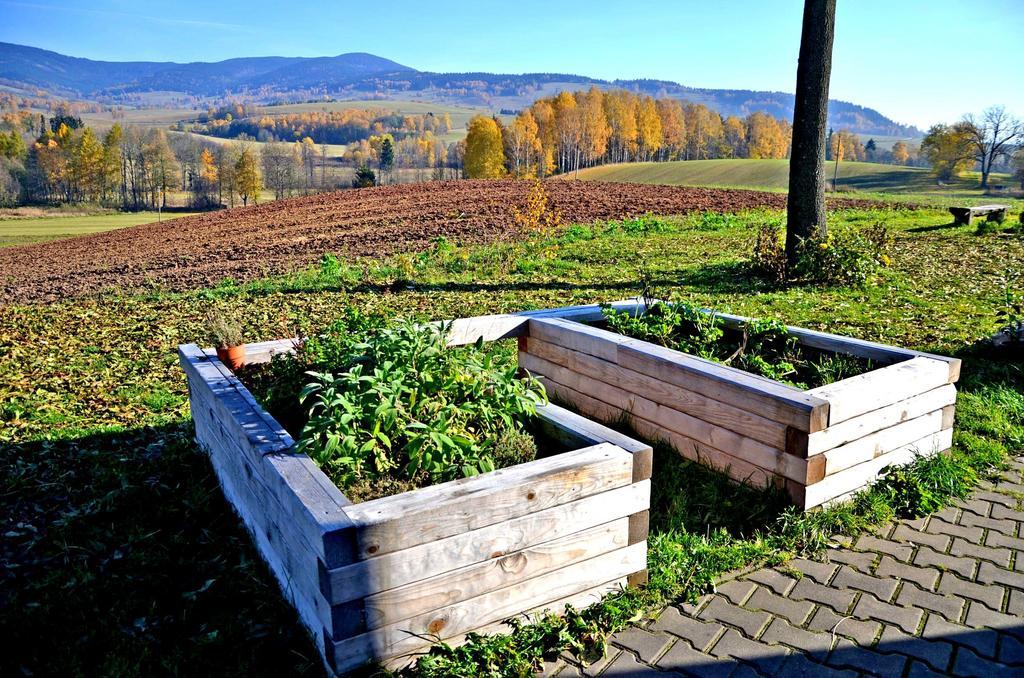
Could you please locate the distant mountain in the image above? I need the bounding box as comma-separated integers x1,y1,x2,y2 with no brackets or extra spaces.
0,42,920,136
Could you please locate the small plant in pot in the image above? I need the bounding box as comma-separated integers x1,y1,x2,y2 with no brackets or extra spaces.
207,312,246,369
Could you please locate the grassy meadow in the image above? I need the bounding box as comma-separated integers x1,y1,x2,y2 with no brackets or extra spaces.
570,158,1021,204
2,199,1022,675
0,209,198,246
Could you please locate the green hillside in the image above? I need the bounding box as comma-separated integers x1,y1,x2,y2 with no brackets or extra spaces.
571,159,1014,202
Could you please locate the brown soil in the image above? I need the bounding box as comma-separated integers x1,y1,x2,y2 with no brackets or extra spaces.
0,180,888,304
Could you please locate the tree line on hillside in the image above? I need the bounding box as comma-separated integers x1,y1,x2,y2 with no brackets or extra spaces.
185,103,454,146
0,108,462,208
459,87,919,179
0,111,327,208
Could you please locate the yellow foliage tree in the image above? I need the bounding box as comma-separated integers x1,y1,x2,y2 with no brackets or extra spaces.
234,147,262,205
891,141,910,165
504,110,542,178
636,96,663,161
464,115,507,179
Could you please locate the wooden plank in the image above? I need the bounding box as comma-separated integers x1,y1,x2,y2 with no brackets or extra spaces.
189,389,332,642
807,384,957,456
182,344,356,568
377,577,628,672
542,375,780,489
342,443,632,560
632,298,961,382
613,336,828,432
520,351,807,483
241,338,300,364
822,410,945,476
528,317,631,362
807,357,951,426
360,518,630,632
525,337,792,451
440,298,649,347
321,480,649,604
329,542,647,675
804,428,953,509
534,402,652,481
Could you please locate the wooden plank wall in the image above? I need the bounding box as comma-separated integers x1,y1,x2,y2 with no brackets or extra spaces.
517,317,958,510
181,342,652,675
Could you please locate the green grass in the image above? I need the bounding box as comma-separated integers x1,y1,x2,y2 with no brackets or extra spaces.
2,204,1023,676
0,210,199,247
571,158,1021,205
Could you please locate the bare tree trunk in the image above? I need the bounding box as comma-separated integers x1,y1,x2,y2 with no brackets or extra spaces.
785,0,836,272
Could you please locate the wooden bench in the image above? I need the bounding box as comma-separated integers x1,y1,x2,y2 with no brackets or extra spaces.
949,204,1008,225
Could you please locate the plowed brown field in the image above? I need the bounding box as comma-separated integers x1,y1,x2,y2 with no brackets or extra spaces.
0,180,885,304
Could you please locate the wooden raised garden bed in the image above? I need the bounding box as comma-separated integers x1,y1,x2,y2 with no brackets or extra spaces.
178,312,652,675
504,299,960,510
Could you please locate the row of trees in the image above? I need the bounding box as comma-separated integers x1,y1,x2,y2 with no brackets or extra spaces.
0,114,271,209
461,87,915,179
188,106,454,146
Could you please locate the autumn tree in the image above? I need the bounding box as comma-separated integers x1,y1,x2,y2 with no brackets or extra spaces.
786,0,836,272
530,100,557,176
576,87,610,168
722,116,746,158
143,129,177,209
604,91,637,163
636,96,663,161
960,106,1023,189
747,112,787,159
101,124,122,203
920,123,974,180
503,110,542,178
464,115,506,179
552,91,581,173
235,148,262,206
657,99,686,160
891,141,910,166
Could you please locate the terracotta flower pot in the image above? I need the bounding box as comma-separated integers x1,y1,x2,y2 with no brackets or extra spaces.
216,344,246,370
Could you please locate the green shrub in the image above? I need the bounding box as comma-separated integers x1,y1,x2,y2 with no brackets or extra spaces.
790,223,891,286
297,320,546,489
750,222,892,287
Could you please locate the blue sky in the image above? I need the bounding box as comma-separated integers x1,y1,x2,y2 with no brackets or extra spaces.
1,0,1021,129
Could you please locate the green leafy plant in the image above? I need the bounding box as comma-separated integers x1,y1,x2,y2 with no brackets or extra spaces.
602,299,869,389
296,320,547,492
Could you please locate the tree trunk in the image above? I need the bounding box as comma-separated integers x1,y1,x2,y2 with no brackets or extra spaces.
785,0,836,272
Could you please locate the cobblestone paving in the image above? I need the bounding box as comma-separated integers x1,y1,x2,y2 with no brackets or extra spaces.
547,458,1024,677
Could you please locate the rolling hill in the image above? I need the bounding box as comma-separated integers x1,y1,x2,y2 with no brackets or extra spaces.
0,42,919,136
568,159,1012,199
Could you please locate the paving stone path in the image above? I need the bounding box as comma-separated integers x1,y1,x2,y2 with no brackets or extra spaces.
545,458,1024,677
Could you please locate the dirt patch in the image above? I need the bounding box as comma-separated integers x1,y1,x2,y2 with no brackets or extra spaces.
0,180,889,304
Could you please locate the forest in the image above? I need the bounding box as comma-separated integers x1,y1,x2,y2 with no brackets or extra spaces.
461,86,916,178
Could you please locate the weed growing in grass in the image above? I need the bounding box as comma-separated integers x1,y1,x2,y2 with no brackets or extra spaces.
749,222,892,287
695,211,741,231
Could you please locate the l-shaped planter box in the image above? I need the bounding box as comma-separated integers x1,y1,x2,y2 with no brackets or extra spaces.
179,299,960,673
178,308,652,675
507,300,960,509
